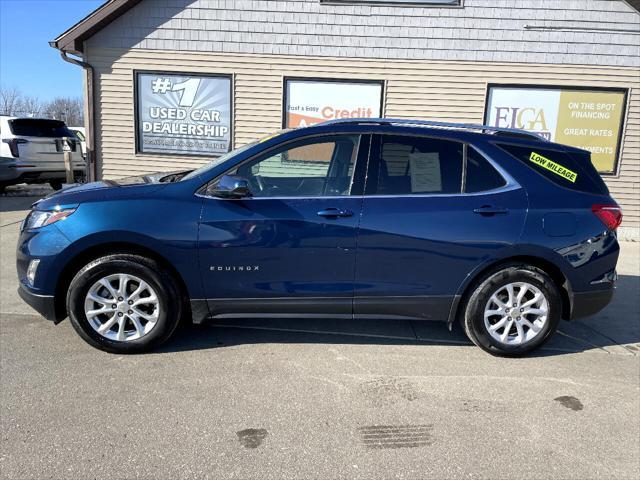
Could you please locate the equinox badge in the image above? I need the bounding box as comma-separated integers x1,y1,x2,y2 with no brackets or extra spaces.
209,265,260,272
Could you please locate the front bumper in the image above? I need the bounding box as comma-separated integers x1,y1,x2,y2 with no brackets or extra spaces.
18,284,58,321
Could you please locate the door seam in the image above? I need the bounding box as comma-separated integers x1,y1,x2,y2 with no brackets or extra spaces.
351,134,373,319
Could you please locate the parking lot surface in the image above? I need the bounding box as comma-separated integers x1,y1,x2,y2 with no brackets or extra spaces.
1,188,639,479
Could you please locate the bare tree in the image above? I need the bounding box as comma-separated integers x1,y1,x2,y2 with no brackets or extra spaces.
18,95,43,117
44,97,84,126
0,86,84,124
0,86,22,115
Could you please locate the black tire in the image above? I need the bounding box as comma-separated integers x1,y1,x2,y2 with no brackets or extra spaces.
461,264,562,357
49,179,63,190
67,254,182,353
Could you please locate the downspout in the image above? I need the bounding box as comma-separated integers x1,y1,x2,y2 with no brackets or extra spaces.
55,49,97,182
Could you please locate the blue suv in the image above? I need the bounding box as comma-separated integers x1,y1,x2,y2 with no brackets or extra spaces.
17,119,622,356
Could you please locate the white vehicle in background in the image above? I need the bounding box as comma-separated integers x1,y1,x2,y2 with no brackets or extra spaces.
68,126,87,158
0,116,85,192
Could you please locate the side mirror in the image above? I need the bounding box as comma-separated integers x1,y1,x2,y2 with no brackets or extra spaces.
211,174,252,199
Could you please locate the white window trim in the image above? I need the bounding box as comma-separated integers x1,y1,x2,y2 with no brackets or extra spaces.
319,0,463,7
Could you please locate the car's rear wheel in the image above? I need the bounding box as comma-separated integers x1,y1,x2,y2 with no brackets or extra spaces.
461,264,561,357
67,254,182,353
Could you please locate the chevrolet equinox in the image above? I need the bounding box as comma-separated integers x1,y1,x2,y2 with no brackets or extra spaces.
17,119,621,356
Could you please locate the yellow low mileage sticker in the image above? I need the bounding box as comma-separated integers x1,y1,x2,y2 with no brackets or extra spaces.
529,152,578,183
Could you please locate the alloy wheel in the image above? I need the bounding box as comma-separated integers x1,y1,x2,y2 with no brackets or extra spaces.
483,281,549,346
84,273,160,342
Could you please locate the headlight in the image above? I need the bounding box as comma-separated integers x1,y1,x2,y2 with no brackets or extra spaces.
23,208,76,230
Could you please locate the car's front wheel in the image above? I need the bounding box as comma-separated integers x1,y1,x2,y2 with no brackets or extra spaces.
67,254,182,353
461,264,562,357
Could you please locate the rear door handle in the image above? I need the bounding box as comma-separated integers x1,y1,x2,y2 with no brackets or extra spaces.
317,208,353,218
473,205,508,216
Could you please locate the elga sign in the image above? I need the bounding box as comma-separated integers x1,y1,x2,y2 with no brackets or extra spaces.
285,79,383,128
485,86,627,174
136,72,231,156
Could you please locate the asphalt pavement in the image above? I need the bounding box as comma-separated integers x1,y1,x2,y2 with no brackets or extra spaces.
1,187,639,479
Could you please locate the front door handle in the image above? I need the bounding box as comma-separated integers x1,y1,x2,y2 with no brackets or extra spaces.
473,205,508,216
317,208,353,218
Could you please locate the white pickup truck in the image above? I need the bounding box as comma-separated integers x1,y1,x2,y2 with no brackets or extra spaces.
0,116,86,192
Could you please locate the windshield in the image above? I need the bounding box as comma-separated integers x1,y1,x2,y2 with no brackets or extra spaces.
181,130,291,182
181,141,258,181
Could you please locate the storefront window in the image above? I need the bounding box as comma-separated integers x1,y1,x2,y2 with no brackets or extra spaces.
485,85,627,175
284,78,384,128
135,72,232,157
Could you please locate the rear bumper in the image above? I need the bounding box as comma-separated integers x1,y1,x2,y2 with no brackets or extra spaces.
1,156,86,183
17,284,58,322
0,168,85,186
0,161,20,182
570,288,614,320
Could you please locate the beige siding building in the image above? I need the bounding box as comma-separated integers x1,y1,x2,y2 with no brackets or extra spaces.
53,0,640,238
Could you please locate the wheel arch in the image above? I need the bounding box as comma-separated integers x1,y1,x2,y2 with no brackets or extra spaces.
448,254,572,327
53,241,191,323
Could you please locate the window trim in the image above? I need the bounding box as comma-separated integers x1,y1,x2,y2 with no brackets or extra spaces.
319,0,463,7
365,132,518,198
200,132,371,199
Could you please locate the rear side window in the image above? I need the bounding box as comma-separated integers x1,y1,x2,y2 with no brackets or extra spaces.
369,136,507,196
375,136,463,195
497,143,608,195
9,119,71,138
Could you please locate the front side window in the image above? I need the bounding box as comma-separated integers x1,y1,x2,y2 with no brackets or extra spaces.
228,135,360,198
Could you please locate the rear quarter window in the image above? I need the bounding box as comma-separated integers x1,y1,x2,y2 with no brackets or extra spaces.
496,143,608,195
9,119,72,138
465,147,507,193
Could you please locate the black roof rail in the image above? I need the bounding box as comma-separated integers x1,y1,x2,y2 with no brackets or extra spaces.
311,118,548,142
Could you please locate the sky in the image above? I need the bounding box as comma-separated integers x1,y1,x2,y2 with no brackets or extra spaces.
0,0,104,100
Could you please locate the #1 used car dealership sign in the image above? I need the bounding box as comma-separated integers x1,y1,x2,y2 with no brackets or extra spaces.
485,85,627,174
136,72,232,156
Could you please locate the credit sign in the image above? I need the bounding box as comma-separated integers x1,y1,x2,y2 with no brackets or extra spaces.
285,79,383,128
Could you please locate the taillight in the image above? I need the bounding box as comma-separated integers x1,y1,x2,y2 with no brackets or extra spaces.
592,204,622,230
2,138,28,157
